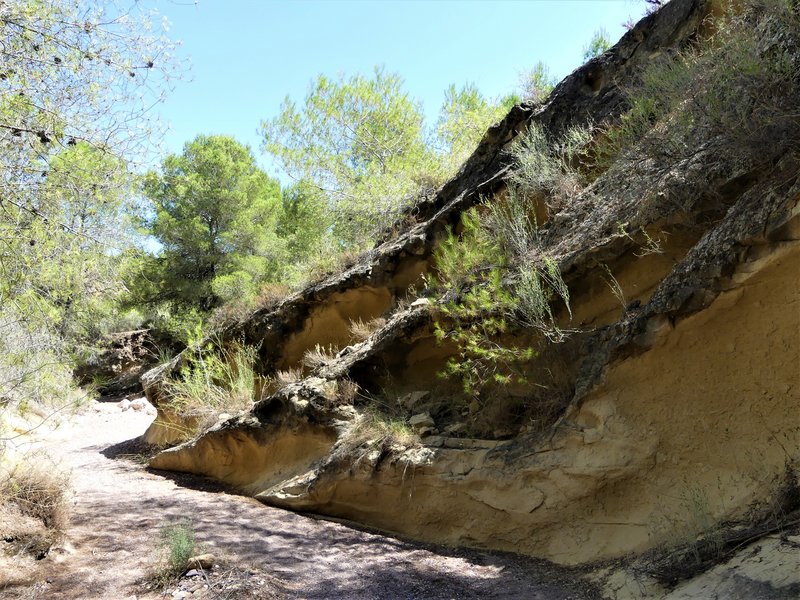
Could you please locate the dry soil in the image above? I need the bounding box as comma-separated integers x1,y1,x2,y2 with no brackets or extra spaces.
2,399,601,600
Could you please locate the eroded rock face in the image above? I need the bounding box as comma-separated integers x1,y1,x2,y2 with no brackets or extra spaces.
148,0,800,572
141,355,187,446
142,0,712,392
152,222,800,561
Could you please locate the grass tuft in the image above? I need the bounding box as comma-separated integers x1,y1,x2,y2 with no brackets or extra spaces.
152,519,197,586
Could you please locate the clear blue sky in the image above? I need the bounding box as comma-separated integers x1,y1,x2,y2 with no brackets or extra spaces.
154,0,648,183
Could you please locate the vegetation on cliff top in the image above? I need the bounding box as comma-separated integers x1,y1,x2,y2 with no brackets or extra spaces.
5,0,795,432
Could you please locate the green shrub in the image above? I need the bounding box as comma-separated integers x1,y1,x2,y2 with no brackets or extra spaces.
597,0,800,183
432,191,570,394
507,122,592,214
435,267,537,394
154,519,196,583
430,117,582,395
162,336,260,433
434,208,505,290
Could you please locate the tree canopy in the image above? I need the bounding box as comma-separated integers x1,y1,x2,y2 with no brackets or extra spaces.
435,83,518,175
142,135,284,311
261,67,519,247
0,0,174,408
261,66,433,245
519,62,557,104
0,0,609,412
583,28,612,61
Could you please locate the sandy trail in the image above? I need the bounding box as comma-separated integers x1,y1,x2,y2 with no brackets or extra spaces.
4,400,600,599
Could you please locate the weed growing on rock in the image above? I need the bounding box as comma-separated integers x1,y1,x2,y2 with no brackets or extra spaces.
348,317,387,342
275,367,303,386
162,337,260,436
302,344,339,370
507,123,593,216
330,408,418,468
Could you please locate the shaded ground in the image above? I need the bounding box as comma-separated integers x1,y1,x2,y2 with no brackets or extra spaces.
2,400,601,599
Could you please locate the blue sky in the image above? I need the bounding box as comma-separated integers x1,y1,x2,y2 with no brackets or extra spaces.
154,0,648,182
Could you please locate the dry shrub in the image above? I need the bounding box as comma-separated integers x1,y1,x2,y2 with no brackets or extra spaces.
641,462,800,587
329,409,418,468
348,317,387,342
260,367,304,397
336,379,359,403
208,301,252,331
255,283,290,311
0,453,70,558
302,344,339,371
146,558,289,599
274,368,302,387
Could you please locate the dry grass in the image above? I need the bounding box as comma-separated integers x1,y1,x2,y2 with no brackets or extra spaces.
0,452,70,559
328,409,418,469
301,344,339,371
335,379,359,403
162,343,259,437
639,462,800,587
275,368,303,387
348,317,386,342
260,367,304,398
145,558,289,600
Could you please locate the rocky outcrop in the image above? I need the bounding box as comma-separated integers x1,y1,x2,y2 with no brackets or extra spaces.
75,329,159,395
151,194,800,560
167,0,714,379
148,0,800,585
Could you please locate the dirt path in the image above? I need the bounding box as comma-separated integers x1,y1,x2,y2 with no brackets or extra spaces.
5,400,601,600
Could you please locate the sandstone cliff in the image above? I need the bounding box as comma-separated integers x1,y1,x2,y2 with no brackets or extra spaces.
145,0,800,594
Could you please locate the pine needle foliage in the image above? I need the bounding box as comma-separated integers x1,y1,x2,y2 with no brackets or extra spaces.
432,123,585,395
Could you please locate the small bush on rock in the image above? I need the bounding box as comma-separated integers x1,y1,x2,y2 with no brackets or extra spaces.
432,182,571,394
162,334,260,434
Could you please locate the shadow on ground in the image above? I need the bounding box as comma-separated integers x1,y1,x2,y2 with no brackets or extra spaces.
96,438,600,599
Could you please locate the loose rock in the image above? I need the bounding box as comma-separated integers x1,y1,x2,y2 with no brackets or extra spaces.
187,553,215,570
409,412,435,432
